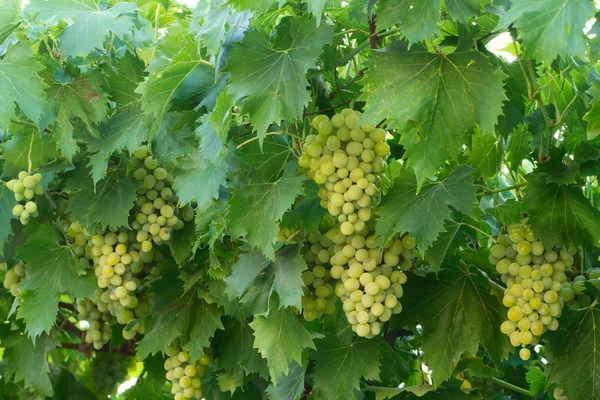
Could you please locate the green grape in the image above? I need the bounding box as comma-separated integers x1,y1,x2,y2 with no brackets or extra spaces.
164,344,210,400
90,353,135,397
3,262,26,296
7,171,44,225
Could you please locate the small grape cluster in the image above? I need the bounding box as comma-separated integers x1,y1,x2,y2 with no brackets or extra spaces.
553,388,568,400
75,297,113,350
61,220,93,270
331,228,414,338
490,223,574,360
299,109,391,236
2,262,26,296
129,146,193,252
90,353,135,398
164,345,212,400
559,268,600,309
7,171,43,225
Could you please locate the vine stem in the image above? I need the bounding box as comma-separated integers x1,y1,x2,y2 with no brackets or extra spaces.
151,4,161,61
475,183,528,198
460,223,497,244
490,377,532,397
303,103,348,117
27,131,34,173
416,345,426,385
235,132,302,149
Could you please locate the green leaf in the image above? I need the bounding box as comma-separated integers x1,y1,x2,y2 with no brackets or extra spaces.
16,224,97,339
104,51,146,107
3,331,58,397
403,267,511,387
312,334,380,400
214,317,269,377
280,180,328,232
197,91,232,162
375,165,476,251
118,378,171,400
26,0,138,58
1,126,58,178
583,82,600,140
229,0,281,15
497,0,594,63
224,15,333,143
87,105,149,183
46,71,109,161
360,44,507,187
525,366,546,395
266,361,305,400
425,221,466,272
227,162,305,259
0,0,20,41
545,306,600,400
0,184,17,251
236,134,294,182
523,172,600,248
498,63,529,137
468,132,502,179
50,365,96,400
249,307,315,384
506,124,533,172
486,199,524,225
66,164,139,229
0,43,48,130
191,0,231,54
225,244,307,316
137,274,224,361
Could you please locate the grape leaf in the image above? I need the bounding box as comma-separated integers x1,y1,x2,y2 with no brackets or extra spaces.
583,83,600,140
0,0,20,37
197,91,232,162
229,0,281,15
66,164,139,229
280,180,328,232
227,162,305,259
1,126,58,178
190,0,230,54
545,306,600,400
525,366,546,395
0,184,17,252
137,274,224,361
402,267,511,387
486,199,524,225
46,71,109,161
26,0,138,58
497,0,594,63
151,112,197,166
173,146,235,209
225,244,307,316
16,224,97,338
236,134,294,182
119,378,171,400
506,124,532,171
266,361,305,400
104,51,146,107
312,334,380,400
2,330,58,397
87,105,149,183
468,132,502,179
0,43,48,130
214,317,269,377
224,15,333,143
368,384,480,400
498,63,529,137
49,365,96,399
425,221,466,272
249,307,315,384
359,43,507,188
523,172,600,248
375,164,476,251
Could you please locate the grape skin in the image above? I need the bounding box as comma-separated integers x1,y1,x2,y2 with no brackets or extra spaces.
2,262,26,296
7,170,43,225
91,353,135,397
164,344,211,399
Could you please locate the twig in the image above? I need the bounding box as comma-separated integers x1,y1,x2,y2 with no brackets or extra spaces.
236,132,302,149
475,183,528,197
303,103,348,117
490,377,532,397
545,70,561,123
151,4,161,61
369,14,377,50
9,119,52,134
416,345,426,385
27,131,34,173
333,68,350,107
512,40,532,100
460,223,497,244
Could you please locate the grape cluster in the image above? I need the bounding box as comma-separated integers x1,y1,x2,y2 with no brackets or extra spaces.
299,109,391,235
129,146,193,252
490,223,574,360
2,262,26,296
332,228,414,338
6,171,43,225
90,353,135,398
164,345,212,400
61,220,93,270
554,388,568,400
559,268,600,309
75,297,113,350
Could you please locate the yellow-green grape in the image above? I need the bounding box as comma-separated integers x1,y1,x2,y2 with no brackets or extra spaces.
76,297,113,350
299,110,390,231
7,171,43,225
490,222,575,360
164,344,211,400
90,353,135,398
3,262,26,296
560,268,600,310
333,230,413,338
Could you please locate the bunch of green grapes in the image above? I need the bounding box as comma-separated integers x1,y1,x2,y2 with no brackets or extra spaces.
88,230,154,340
300,228,338,321
559,268,600,309
164,345,212,400
299,109,391,235
331,228,414,338
2,262,26,296
129,146,194,252
276,226,298,242
60,220,93,270
6,171,43,225
490,223,575,360
553,388,568,400
75,297,113,350
90,353,135,398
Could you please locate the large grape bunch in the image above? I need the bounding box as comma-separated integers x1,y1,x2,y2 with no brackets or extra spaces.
559,268,600,309
489,222,575,360
164,344,212,400
331,227,414,338
88,230,154,340
75,297,113,350
1,262,26,296
129,146,194,253
90,352,135,398
6,171,44,225
299,109,391,235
